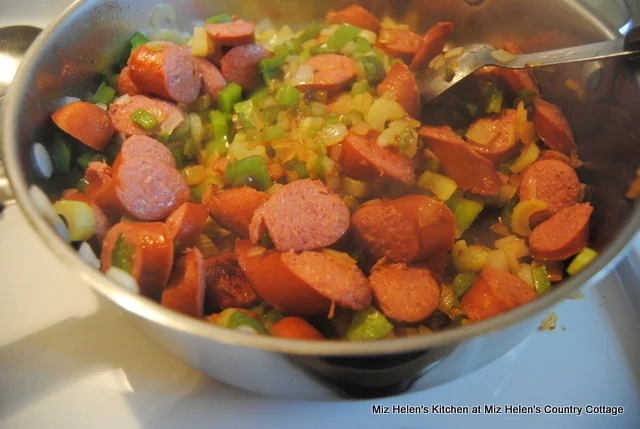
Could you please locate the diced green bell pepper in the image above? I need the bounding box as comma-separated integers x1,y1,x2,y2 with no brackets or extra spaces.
326,24,361,50
204,139,229,156
351,80,373,95
218,83,243,114
299,21,321,42
190,175,221,203
532,265,552,294
260,56,286,83
50,137,72,174
359,56,385,83
76,177,89,192
93,82,116,105
129,31,149,53
285,159,309,179
263,125,286,142
112,233,134,274
234,100,255,129
354,36,372,53
209,110,231,143
276,85,301,108
345,307,394,341
452,273,477,298
205,13,233,24
484,85,504,113
224,155,272,191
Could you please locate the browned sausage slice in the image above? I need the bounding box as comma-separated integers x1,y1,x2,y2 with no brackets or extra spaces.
326,5,381,34
204,253,260,311
128,42,201,104
418,125,501,196
408,21,455,71
108,95,185,136
112,135,176,172
341,131,416,185
101,222,174,298
271,317,325,340
461,268,537,322
375,28,422,63
220,44,271,92
85,162,126,218
532,98,578,155
518,159,580,226
61,189,112,241
369,263,440,323
296,54,358,94
249,179,350,252
161,248,206,318
202,186,269,239
165,202,210,252
194,57,227,102
529,203,593,261
377,61,421,119
52,101,114,151
467,109,520,166
495,42,539,94
116,66,142,96
115,155,190,221
205,20,256,46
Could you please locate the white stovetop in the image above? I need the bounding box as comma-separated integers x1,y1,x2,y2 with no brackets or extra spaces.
1,1,639,428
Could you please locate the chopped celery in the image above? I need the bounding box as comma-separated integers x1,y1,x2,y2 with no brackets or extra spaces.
168,142,185,169
532,265,551,294
130,108,158,131
262,309,284,324
447,195,484,233
276,85,301,108
205,13,233,24
452,273,477,298
299,21,320,42
190,175,223,203
354,36,372,53
359,56,385,83
345,307,394,341
76,177,89,192
204,139,229,156
263,125,286,141
326,24,361,50
351,80,373,95
183,138,198,159
341,175,371,198
285,159,309,179
260,56,285,83
233,100,255,129
50,136,71,174
112,233,134,273
226,311,267,334
93,82,116,105
218,83,243,114
129,31,149,53
567,248,598,276
417,170,457,201
224,155,272,191
484,85,504,113
209,110,231,143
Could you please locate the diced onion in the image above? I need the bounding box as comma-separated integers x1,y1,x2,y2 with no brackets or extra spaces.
359,29,377,44
451,240,489,273
188,113,204,149
53,200,96,241
112,94,131,106
518,263,534,286
366,98,405,132
78,242,100,269
510,199,547,236
31,142,53,179
149,4,178,29
465,119,497,146
159,110,185,135
106,267,140,294
191,27,210,57
485,249,509,271
340,41,358,55
491,49,517,63
444,46,464,59
417,170,457,201
428,54,445,70
290,65,314,86
319,123,348,146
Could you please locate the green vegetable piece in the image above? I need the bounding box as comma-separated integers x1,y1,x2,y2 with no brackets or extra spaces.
218,83,243,114
262,309,284,324
205,13,233,24
514,88,538,107
204,139,229,156
447,196,484,233
260,56,286,83
354,36,372,53
299,21,321,42
129,31,149,53
260,232,274,248
130,108,158,131
285,159,309,179
111,233,134,274
233,99,255,129
190,175,221,203
76,150,97,170
351,80,373,95
224,155,272,191
346,307,394,341
250,304,269,317
485,86,504,113
567,248,598,276
532,265,552,294
169,143,185,169
359,56,385,83
209,110,231,143
104,140,122,165
226,310,268,334
262,105,281,125
76,177,89,192
93,82,116,105
183,138,198,159
310,43,337,55
50,137,72,174
326,24,361,50
444,65,455,82
501,197,518,228
452,273,477,298
276,85,301,108
264,124,286,142
424,157,442,172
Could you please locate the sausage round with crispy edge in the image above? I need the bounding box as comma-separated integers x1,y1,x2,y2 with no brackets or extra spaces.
85,162,126,218
51,101,114,151
467,109,520,166
418,125,501,196
161,248,206,318
60,189,112,241
461,268,538,322
220,44,271,92
377,61,421,119
295,54,358,94
518,159,580,226
165,202,210,252
101,222,174,298
532,98,578,155
369,263,441,323
115,155,190,221
249,179,350,252
408,21,455,71
194,57,227,102
341,131,416,185
205,20,256,46
326,5,381,34
108,95,185,137
529,203,593,261
202,186,269,239
112,135,176,172
271,317,325,340
375,28,422,63
204,253,260,311
128,42,201,104
495,42,539,94
116,66,142,96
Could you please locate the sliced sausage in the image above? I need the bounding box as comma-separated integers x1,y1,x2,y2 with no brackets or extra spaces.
461,268,537,322
165,202,210,252
85,161,125,218
61,189,112,241
341,131,416,185
537,150,582,169
532,98,578,155
528,203,592,261
418,125,501,196
108,95,185,137
101,221,174,298
467,109,520,165
369,263,441,323
128,42,201,104
204,253,260,311
326,5,381,34
376,61,421,119
249,179,350,252
375,28,422,63
114,155,190,221
271,317,325,340
116,66,142,96
202,186,269,239
295,54,358,94
194,57,227,102
495,42,539,94
51,101,114,151
112,135,175,172
408,21,455,71
161,248,206,318
518,159,580,226
220,44,271,92
205,20,256,46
